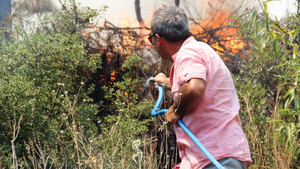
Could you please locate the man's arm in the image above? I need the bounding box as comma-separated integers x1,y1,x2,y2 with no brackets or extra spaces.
166,78,205,124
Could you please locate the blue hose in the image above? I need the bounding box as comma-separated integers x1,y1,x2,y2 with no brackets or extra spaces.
151,84,224,169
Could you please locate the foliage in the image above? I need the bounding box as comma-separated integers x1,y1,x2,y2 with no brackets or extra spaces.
97,55,156,168
53,0,106,34
1,0,299,168
235,4,299,168
0,1,102,168
13,0,57,16
0,1,157,168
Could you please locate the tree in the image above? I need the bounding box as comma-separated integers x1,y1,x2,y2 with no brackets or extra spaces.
0,0,11,27
0,1,102,167
12,0,56,18
0,0,11,39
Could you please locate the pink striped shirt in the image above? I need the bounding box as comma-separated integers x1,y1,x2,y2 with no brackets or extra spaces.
170,37,252,168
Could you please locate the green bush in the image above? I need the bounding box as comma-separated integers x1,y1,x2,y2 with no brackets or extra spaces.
97,55,156,168
0,1,102,168
0,1,157,168
1,0,298,168
235,5,299,168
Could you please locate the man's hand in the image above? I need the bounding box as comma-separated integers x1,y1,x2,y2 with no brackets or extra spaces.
165,105,182,125
154,73,171,89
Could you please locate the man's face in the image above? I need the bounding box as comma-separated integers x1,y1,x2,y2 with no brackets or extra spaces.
148,32,168,60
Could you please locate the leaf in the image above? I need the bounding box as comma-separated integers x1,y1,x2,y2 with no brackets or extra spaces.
293,44,298,59
274,75,286,79
265,14,270,31
263,1,268,12
281,50,291,61
273,39,279,57
284,88,295,99
278,109,292,113
287,126,291,143
262,1,270,31
271,30,277,39
287,29,296,34
255,21,260,37
275,63,287,68
295,96,299,111
252,11,257,28
267,119,283,123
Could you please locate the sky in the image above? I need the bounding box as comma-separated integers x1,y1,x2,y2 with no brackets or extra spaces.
53,0,298,26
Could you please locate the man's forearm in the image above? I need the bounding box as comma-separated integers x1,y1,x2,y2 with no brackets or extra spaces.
172,85,200,116
166,78,205,124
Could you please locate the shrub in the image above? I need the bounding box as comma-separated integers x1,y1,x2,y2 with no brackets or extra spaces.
0,1,102,167
235,6,299,168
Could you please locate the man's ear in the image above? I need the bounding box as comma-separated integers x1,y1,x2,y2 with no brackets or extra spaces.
156,34,162,48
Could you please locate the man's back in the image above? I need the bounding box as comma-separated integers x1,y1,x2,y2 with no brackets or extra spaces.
170,37,252,168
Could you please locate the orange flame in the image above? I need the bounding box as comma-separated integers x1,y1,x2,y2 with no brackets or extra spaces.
110,70,116,82
191,3,244,60
117,11,152,46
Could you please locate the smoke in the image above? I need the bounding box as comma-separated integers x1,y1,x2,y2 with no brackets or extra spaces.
51,0,296,26
52,0,260,26
180,0,259,20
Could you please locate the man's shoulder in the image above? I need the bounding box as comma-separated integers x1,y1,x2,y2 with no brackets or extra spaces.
180,39,212,55
177,40,211,61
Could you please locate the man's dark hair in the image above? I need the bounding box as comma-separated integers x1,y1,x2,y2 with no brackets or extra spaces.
151,6,190,42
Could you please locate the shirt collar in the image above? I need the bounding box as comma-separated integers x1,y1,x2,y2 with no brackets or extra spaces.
171,36,196,62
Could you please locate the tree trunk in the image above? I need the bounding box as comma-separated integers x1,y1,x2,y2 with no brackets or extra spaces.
175,0,180,6
10,112,23,169
134,0,145,26
11,140,18,169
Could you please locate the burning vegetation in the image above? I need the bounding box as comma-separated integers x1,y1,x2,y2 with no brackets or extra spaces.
1,0,298,168
82,0,250,95
79,1,254,168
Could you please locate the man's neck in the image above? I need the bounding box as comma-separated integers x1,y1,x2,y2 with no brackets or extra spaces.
165,40,185,62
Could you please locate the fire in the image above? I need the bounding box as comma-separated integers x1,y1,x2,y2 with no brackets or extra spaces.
118,12,140,27
117,11,152,46
190,3,245,60
110,70,116,82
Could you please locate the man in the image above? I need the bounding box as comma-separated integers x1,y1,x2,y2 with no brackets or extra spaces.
149,6,252,169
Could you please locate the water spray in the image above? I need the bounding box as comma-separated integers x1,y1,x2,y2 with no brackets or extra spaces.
144,77,155,88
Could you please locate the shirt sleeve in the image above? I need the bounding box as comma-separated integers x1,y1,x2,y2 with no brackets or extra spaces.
175,46,208,86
